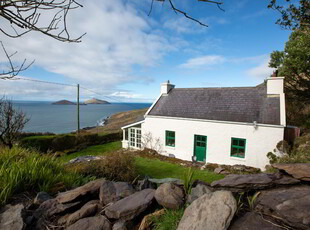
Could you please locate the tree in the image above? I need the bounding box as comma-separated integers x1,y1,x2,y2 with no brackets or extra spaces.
269,30,310,102
268,0,310,31
0,97,29,148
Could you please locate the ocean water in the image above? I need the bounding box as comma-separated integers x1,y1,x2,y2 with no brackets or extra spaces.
13,101,151,134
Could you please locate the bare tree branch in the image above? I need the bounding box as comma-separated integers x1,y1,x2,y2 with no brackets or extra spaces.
0,41,35,80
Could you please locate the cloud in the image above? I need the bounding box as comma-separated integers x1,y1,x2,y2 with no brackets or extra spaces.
0,0,172,96
179,55,226,68
110,91,142,99
246,57,275,79
163,17,207,34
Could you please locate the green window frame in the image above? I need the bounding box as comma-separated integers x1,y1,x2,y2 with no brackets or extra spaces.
165,130,175,147
231,138,246,158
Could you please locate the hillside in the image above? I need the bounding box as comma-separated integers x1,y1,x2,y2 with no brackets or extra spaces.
84,98,110,104
87,108,148,134
52,100,76,105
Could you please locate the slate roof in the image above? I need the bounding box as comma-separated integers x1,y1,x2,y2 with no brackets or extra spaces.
148,84,281,125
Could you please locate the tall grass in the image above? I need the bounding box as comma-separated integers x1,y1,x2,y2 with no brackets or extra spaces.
152,208,184,230
0,147,91,205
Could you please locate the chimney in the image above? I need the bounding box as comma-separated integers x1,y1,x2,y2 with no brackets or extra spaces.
160,80,175,95
266,76,286,126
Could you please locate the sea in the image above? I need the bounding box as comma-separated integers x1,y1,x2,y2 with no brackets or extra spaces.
13,101,151,134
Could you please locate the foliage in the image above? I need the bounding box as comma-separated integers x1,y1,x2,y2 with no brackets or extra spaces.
135,157,224,184
0,146,89,205
183,167,194,195
65,151,138,182
20,132,122,153
0,98,29,148
152,208,184,230
247,192,260,210
268,0,310,31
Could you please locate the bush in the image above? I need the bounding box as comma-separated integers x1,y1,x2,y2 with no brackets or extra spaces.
65,151,137,182
19,132,122,153
0,147,91,205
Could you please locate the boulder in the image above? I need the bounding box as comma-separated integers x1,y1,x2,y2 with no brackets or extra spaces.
214,167,224,174
228,212,284,230
100,181,135,205
272,163,310,181
105,189,155,221
155,183,184,209
149,178,183,185
177,191,237,230
34,198,80,219
66,215,111,230
0,204,24,230
137,177,157,191
138,209,165,230
34,192,53,205
211,173,299,192
255,185,310,229
56,179,105,204
66,201,98,226
113,220,127,230
187,184,212,204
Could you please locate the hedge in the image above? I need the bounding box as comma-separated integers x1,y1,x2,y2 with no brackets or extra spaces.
19,132,122,153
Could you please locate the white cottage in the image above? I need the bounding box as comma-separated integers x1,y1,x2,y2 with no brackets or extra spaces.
122,77,286,170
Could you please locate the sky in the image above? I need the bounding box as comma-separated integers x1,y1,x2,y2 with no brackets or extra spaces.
0,0,292,103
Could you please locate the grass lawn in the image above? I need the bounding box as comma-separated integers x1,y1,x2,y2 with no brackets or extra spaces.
59,141,122,162
61,142,224,183
135,157,224,184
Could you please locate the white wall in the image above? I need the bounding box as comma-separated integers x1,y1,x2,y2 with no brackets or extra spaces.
142,116,284,170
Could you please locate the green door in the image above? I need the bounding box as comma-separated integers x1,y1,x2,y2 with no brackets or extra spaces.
194,135,207,162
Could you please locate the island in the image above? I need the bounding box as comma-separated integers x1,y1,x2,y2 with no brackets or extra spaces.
84,98,110,104
52,100,86,105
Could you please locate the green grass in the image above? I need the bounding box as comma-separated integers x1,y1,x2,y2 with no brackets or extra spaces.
135,157,224,184
0,147,91,205
58,141,122,162
152,209,184,230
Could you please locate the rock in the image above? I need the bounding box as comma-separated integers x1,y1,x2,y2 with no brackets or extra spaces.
155,183,185,209
187,184,212,204
68,155,105,164
228,212,284,230
56,179,105,204
177,191,237,230
211,173,299,192
105,189,155,221
66,202,98,226
0,204,25,230
149,178,183,185
138,209,165,230
214,167,224,174
34,192,53,205
113,220,127,230
100,181,135,205
66,215,112,230
272,163,310,181
34,198,80,219
255,185,310,229
137,177,157,191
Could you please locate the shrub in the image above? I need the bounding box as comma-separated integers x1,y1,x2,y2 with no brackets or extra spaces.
152,208,184,230
0,147,91,205
65,151,138,182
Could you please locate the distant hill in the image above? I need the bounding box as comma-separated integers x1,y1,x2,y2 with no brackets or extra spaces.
52,100,86,105
84,98,110,104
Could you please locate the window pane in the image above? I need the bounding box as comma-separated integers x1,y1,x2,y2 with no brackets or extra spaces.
232,139,238,146
239,140,245,147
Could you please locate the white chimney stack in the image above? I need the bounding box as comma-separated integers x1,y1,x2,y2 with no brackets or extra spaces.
160,80,175,95
266,76,286,126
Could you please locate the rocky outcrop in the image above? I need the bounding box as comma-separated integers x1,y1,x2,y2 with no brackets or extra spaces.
66,215,112,230
187,184,212,204
66,201,98,226
255,185,310,229
155,183,185,209
105,189,155,221
211,172,300,192
272,163,310,181
0,204,25,230
99,181,135,205
177,191,237,230
56,179,105,204
228,212,284,230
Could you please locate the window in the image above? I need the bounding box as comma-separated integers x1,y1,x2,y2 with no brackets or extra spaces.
130,128,135,147
165,130,175,147
136,129,141,148
231,138,246,158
